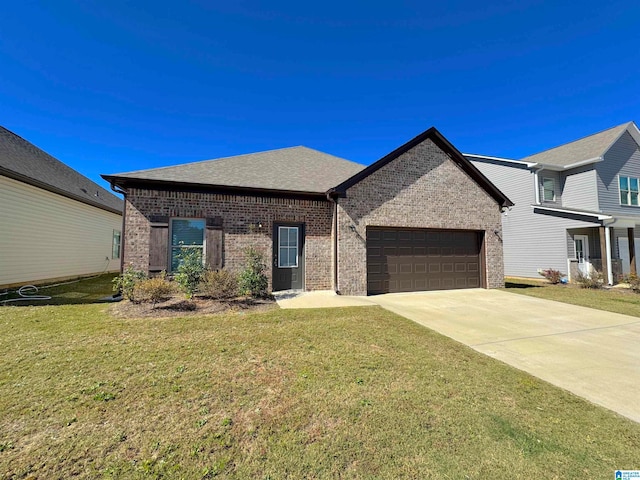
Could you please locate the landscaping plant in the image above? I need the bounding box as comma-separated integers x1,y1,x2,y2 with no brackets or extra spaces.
112,265,147,301
537,268,565,284
624,273,640,293
200,269,239,300
238,247,269,298
174,247,205,298
574,270,604,289
133,272,175,306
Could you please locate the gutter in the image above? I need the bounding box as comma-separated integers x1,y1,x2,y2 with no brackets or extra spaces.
326,189,340,294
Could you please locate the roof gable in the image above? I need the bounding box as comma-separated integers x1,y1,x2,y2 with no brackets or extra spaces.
0,127,123,214
104,146,365,195
330,127,513,208
521,122,640,169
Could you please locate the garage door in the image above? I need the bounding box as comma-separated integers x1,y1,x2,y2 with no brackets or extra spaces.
366,228,482,294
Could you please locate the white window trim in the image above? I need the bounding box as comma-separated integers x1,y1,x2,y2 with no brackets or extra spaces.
277,226,299,269
169,218,206,272
112,230,121,259
619,175,640,207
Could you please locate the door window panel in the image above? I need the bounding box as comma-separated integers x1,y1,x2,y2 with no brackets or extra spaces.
278,226,298,268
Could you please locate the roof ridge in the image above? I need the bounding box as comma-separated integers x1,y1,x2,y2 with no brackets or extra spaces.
521,121,632,160
110,145,361,176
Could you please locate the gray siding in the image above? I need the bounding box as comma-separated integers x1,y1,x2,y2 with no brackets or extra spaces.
538,169,562,205
597,131,640,215
561,165,599,211
471,158,601,278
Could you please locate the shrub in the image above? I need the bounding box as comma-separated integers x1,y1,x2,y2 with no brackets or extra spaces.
574,270,604,289
238,247,269,298
174,247,205,298
133,273,175,306
200,269,239,300
113,265,147,301
537,268,565,284
624,273,640,293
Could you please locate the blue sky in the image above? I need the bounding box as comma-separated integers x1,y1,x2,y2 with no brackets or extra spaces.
1,1,638,191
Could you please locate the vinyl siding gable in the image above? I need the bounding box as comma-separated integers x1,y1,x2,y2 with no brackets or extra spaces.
597,131,640,215
561,165,599,211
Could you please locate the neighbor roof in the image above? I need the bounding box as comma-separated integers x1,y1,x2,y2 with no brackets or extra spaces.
103,146,365,195
521,122,640,169
0,126,123,214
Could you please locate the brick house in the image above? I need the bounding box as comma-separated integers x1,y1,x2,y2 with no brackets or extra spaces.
102,127,512,296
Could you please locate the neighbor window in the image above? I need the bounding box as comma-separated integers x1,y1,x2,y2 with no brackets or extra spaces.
170,219,205,271
542,178,555,202
112,230,121,259
619,176,639,206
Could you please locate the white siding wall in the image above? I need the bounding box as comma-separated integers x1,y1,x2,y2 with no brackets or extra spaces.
0,175,122,287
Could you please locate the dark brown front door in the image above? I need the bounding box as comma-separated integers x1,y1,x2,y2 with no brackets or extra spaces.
367,228,482,295
272,223,305,291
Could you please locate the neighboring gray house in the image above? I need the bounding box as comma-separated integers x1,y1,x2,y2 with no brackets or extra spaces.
0,126,124,288
103,127,512,295
468,121,640,284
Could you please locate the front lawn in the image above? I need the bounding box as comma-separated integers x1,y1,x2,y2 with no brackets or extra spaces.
505,277,640,318
1,296,639,478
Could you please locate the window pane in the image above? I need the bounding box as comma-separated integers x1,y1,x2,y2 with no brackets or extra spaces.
289,228,298,248
622,191,629,204
288,247,298,267
632,192,639,206
620,176,629,190
172,219,204,246
631,178,639,192
279,247,288,266
279,227,290,247
172,246,203,271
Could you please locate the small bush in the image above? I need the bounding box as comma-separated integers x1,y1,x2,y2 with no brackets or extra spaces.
133,273,175,305
537,268,565,284
624,273,640,293
238,247,269,298
113,265,147,301
174,247,205,298
200,269,239,300
574,270,604,289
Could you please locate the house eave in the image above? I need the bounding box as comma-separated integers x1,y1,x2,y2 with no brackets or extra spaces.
101,175,330,201
2,167,123,215
532,204,612,221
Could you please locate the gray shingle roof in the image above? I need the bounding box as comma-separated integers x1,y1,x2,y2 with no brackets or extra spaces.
521,122,633,167
106,146,365,194
0,126,123,214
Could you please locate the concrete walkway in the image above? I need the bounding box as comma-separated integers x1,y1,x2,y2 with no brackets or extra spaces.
276,288,640,423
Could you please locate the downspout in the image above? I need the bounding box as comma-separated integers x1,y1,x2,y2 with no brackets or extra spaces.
110,182,127,273
533,166,542,204
326,190,339,294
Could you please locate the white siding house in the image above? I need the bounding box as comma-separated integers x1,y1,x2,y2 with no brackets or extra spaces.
0,126,123,288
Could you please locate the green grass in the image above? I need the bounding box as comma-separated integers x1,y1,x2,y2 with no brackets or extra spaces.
505,277,640,318
1,278,640,478
0,273,119,306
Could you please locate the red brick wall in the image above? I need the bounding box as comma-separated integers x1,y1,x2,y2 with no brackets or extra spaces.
123,189,333,291
336,138,505,295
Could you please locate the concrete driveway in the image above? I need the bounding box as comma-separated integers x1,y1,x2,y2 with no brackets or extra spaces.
367,289,640,423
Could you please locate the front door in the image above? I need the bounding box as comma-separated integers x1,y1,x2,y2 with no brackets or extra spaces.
574,234,590,276
272,223,304,291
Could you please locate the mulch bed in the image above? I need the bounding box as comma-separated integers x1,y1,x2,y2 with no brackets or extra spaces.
110,295,277,318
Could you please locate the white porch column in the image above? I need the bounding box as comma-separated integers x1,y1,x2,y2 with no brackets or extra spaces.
605,226,613,285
